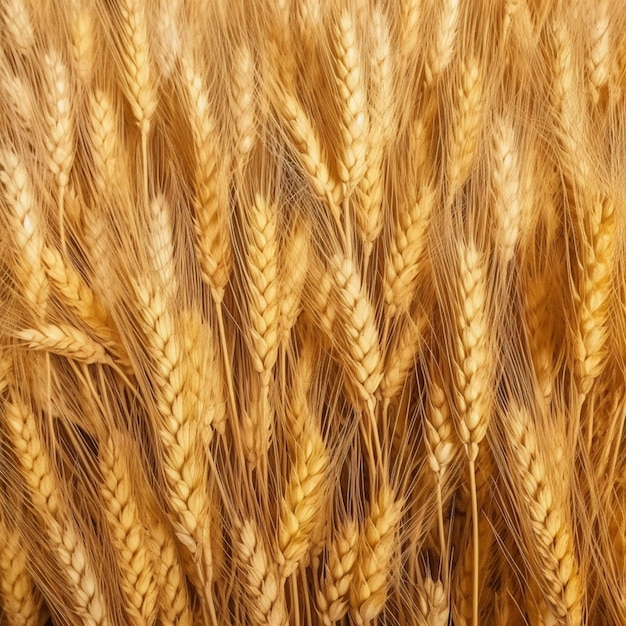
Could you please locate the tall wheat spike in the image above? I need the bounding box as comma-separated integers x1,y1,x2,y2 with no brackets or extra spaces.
1,1,625,624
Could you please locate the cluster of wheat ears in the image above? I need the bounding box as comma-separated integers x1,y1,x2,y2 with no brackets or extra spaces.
0,0,625,624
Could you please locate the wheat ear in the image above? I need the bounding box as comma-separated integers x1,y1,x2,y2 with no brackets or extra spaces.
333,9,368,194
279,218,310,345
278,421,329,577
5,397,109,625
425,363,457,586
134,281,214,602
508,403,583,625
425,0,460,84
418,576,450,626
237,518,288,626
87,87,122,195
0,512,46,626
351,484,403,624
330,254,383,408
147,194,177,302
181,54,232,302
278,92,342,224
573,194,615,399
1,0,34,55
450,240,493,626
384,184,436,319
43,49,74,250
70,0,96,85
117,0,157,136
380,307,428,402
317,519,359,625
446,57,483,199
355,7,392,257
491,115,525,264
242,192,281,379
148,514,194,626
153,0,181,79
0,149,49,313
587,0,611,104
16,324,111,366
98,435,158,626
231,42,257,163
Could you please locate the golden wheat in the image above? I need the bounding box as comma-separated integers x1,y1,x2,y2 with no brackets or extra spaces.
1,1,625,624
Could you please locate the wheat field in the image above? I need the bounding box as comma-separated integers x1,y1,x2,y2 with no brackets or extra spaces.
0,0,624,624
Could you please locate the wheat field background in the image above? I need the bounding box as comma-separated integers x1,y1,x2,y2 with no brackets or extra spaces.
0,0,624,624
